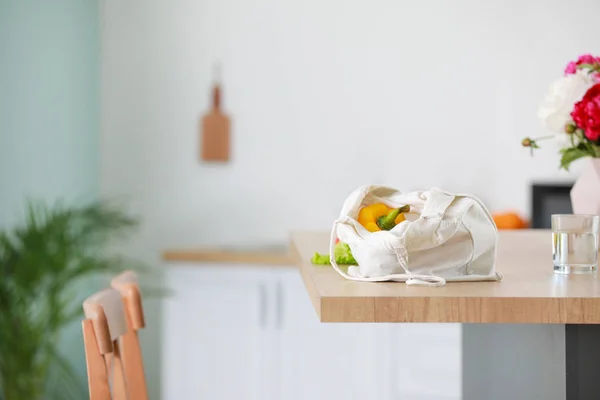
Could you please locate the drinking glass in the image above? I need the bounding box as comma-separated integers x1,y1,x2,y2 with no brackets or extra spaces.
552,214,600,274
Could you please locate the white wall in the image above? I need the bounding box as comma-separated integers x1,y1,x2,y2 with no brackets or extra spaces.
100,0,600,396
101,0,600,248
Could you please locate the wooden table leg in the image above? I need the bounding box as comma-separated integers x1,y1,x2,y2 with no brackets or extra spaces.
565,324,600,400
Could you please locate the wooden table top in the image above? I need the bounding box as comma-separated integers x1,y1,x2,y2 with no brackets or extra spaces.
291,230,600,323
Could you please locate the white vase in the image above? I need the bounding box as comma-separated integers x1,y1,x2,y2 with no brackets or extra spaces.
570,158,600,215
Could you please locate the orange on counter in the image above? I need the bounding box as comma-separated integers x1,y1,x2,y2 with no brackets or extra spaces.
492,211,529,229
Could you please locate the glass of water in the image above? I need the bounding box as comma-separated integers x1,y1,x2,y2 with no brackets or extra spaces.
552,214,600,274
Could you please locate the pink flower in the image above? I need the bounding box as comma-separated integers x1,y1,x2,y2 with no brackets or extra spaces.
564,54,600,75
565,61,578,75
578,54,598,65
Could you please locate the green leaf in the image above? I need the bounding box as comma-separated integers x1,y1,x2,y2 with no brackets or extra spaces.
0,199,162,400
560,147,591,170
310,243,358,266
311,252,330,265
577,63,595,70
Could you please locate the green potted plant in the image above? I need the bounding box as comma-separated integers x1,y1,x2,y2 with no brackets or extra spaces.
0,199,148,400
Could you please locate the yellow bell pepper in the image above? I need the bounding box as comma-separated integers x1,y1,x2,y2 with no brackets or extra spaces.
357,203,410,232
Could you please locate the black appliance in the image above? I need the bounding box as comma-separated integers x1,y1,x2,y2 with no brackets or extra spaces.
530,182,574,229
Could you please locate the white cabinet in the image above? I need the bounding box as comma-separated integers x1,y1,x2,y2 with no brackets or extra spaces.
391,324,462,400
161,265,274,400
162,263,462,400
275,269,389,400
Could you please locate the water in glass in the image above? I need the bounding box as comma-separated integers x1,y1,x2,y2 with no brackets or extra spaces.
553,230,598,274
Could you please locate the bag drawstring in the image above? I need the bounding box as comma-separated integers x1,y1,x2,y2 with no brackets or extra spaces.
405,277,445,287
329,220,446,287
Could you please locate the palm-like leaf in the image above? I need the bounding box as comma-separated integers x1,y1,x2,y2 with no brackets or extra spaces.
0,199,148,400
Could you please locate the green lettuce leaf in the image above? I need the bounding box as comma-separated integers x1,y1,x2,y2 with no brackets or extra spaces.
311,242,358,266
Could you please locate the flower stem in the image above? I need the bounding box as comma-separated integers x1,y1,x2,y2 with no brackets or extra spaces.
532,135,556,141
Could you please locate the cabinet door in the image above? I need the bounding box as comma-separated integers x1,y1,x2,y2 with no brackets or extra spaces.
275,269,390,400
391,323,462,400
161,265,274,400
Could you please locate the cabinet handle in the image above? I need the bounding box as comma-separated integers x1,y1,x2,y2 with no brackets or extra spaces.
259,283,267,328
276,280,284,329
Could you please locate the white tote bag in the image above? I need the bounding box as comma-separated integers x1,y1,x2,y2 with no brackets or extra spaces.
330,185,502,287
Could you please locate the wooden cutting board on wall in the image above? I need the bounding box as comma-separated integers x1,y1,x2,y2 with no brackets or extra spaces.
200,84,230,162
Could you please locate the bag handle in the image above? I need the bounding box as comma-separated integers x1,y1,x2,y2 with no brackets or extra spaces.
421,188,455,219
329,221,446,286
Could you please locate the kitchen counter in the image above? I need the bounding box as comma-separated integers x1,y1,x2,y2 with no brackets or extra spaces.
291,230,600,323
163,245,295,266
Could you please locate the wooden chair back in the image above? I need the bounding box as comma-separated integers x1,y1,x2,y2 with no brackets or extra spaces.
82,288,129,400
111,271,149,400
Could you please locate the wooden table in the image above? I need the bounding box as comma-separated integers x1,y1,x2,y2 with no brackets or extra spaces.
291,230,600,400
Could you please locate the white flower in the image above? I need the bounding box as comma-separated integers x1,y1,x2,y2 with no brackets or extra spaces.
555,132,572,148
538,70,594,134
